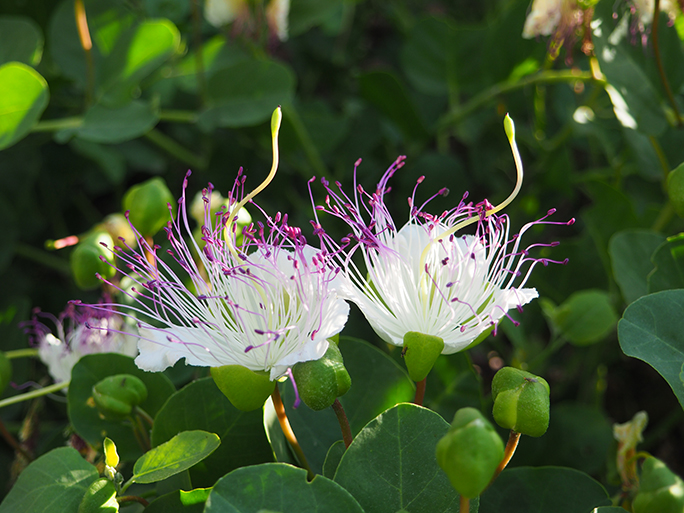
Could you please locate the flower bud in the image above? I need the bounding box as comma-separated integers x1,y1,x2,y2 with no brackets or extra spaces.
122,177,173,237
402,331,444,382
436,407,504,499
70,231,116,290
491,367,550,437
92,374,148,421
633,457,684,513
100,213,135,243
292,340,352,411
0,351,12,394
667,163,684,218
211,364,275,411
78,478,119,513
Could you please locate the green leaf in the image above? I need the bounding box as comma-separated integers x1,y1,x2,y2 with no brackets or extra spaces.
358,70,430,143
145,488,211,513
322,440,345,479
0,447,98,513
68,353,175,461
593,508,632,512
205,463,364,513
151,377,274,488
618,289,684,409
132,431,220,484
479,467,610,512
333,403,462,513
199,59,295,129
593,6,667,136
277,337,414,474
288,0,345,37
99,19,180,104
67,100,160,144
0,16,43,66
144,0,190,24
609,230,666,304
647,233,684,293
0,62,49,150
545,290,618,346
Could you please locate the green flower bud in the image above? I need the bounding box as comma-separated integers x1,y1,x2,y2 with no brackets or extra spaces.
402,331,444,382
78,478,119,513
292,341,352,411
211,365,275,411
0,351,12,395
122,177,173,237
633,457,684,513
70,231,116,290
92,374,148,421
667,163,684,218
101,213,135,243
436,407,504,499
491,367,550,437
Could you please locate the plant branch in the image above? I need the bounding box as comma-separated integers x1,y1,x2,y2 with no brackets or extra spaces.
14,243,72,275
272,386,314,480
460,495,470,512
414,378,426,406
491,430,521,482
5,348,39,360
118,495,150,507
0,418,33,461
32,117,84,133
652,0,683,127
0,381,69,410
332,399,353,449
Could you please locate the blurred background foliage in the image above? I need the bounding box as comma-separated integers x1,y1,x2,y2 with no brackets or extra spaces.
1,0,684,498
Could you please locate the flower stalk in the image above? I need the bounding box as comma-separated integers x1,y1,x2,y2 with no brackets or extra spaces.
332,399,353,449
272,387,314,479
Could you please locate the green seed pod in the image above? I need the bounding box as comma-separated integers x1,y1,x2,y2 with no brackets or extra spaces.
667,163,684,218
78,478,119,513
491,367,550,437
70,231,116,290
211,365,275,411
122,177,173,237
402,331,444,382
633,457,684,513
436,407,504,499
292,341,352,411
92,374,148,421
0,351,12,395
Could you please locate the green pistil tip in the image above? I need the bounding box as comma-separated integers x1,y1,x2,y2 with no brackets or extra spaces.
271,106,283,137
504,114,515,142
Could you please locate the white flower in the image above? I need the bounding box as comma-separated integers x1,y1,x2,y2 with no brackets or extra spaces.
25,303,139,384
631,0,679,25
266,0,290,41
523,0,564,38
312,118,572,354
95,172,349,381
204,0,249,28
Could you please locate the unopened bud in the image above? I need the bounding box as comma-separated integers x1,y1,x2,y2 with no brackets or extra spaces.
633,457,684,513
92,374,148,421
436,407,504,499
70,231,116,290
402,331,444,382
491,367,550,437
122,177,173,237
292,340,352,411
211,364,275,411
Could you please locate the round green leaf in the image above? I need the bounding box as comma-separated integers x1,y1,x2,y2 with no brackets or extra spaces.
0,62,48,150
132,431,220,484
72,100,159,143
68,353,175,461
276,337,414,474
618,289,684,409
547,289,618,346
199,59,295,129
151,377,274,488
0,16,43,66
205,463,364,513
609,230,666,304
0,447,98,513
479,467,610,513
333,403,462,513
322,440,345,479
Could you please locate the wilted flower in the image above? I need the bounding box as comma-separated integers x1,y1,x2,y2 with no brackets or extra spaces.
23,301,138,384
614,411,649,490
311,116,572,356
92,168,348,381
522,0,591,57
204,0,290,41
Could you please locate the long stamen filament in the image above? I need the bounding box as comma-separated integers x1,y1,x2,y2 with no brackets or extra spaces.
225,106,283,255
418,115,524,273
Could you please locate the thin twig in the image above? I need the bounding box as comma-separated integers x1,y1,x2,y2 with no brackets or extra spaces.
414,378,426,406
0,381,70,409
332,399,353,449
0,418,33,462
118,495,150,507
271,387,314,480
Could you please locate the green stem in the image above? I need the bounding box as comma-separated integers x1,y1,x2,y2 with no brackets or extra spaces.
652,0,683,127
0,381,69,409
13,243,72,275
438,70,600,129
281,103,328,177
527,336,566,372
32,117,83,133
144,129,207,170
190,0,207,106
135,406,154,428
159,109,199,124
4,348,39,360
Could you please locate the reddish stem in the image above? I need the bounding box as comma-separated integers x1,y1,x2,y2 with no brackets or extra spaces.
332,399,353,448
414,378,426,406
